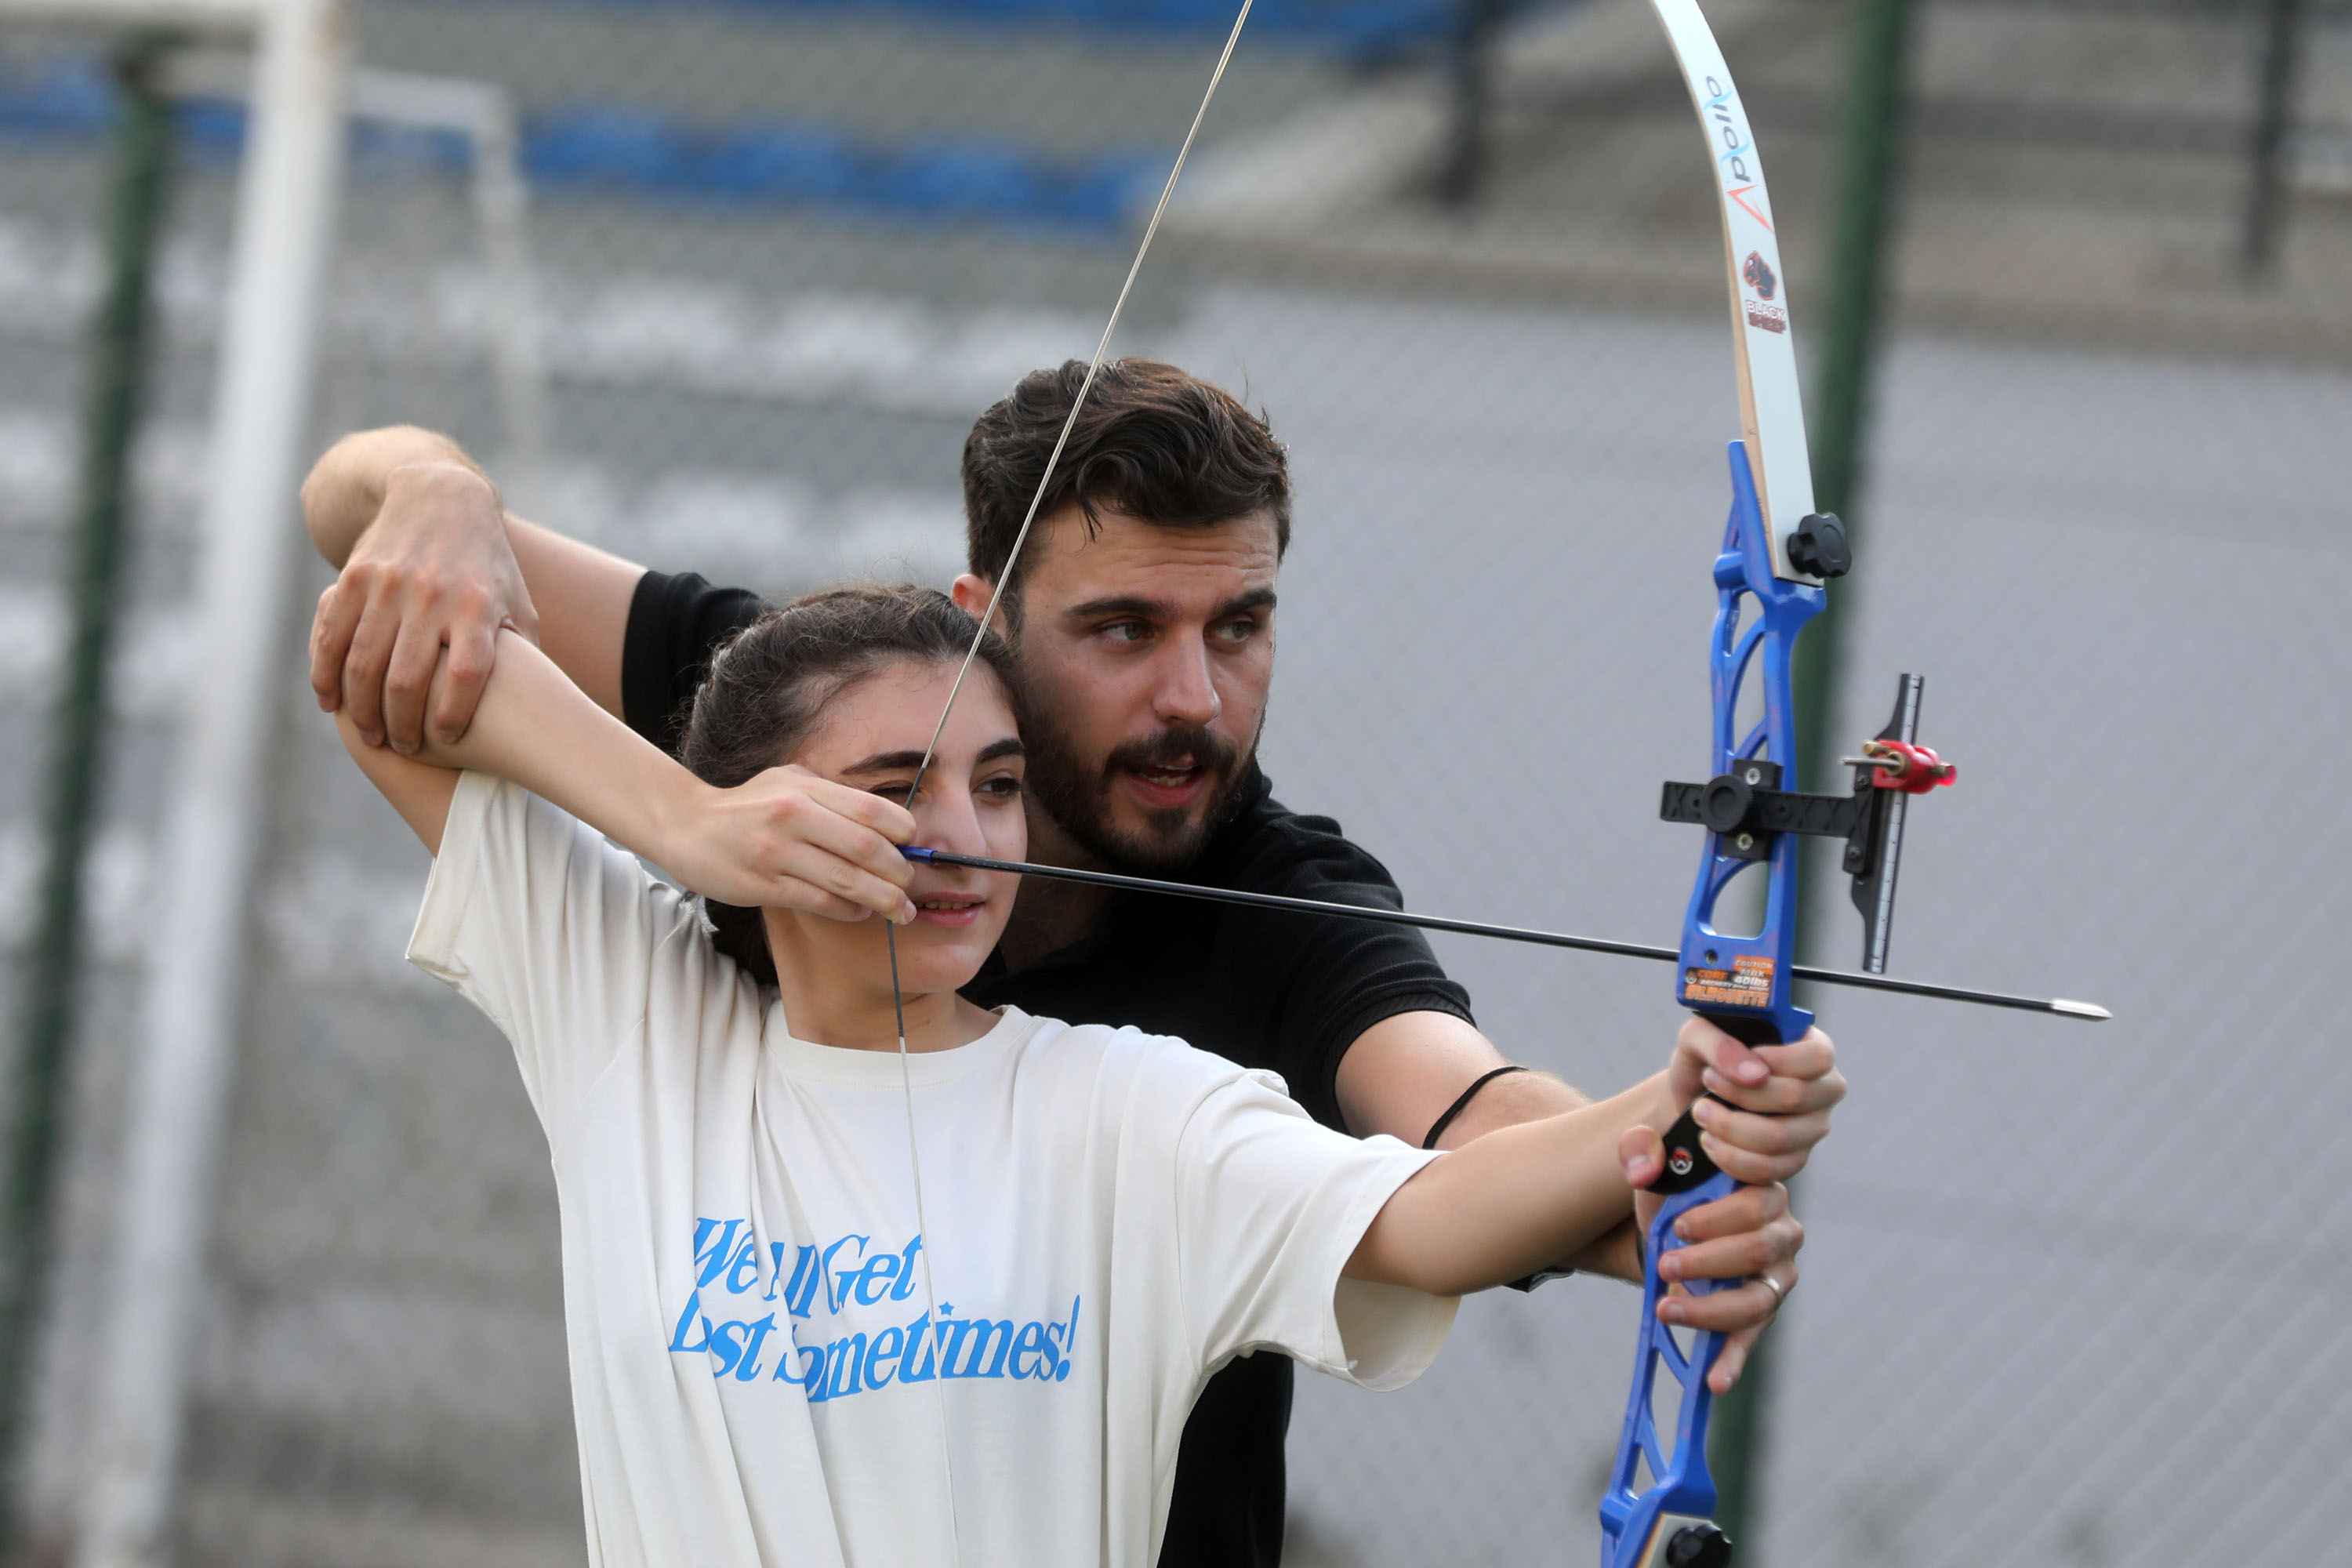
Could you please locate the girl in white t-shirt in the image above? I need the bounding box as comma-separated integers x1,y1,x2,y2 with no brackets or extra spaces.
332,585,1799,1568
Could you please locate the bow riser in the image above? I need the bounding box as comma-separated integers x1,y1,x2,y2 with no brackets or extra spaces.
1679,442,1822,1054
1603,451,1811,1568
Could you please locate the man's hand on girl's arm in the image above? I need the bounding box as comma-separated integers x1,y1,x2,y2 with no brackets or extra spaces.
303,430,539,750
301,425,647,753
372,631,920,924
301,429,920,922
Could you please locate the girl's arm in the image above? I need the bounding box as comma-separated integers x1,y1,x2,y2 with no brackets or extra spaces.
1345,1077,1677,1298
1347,1028,1835,1303
336,629,916,920
332,629,697,859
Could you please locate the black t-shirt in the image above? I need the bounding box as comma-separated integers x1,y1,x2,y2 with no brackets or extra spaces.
622,569,1475,1567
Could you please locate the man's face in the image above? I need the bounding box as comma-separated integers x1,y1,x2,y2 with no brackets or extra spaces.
953,505,1279,873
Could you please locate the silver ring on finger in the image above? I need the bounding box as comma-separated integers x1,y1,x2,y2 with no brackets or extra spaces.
1757,1273,1788,1314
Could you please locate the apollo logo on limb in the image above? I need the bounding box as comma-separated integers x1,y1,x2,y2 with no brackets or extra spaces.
1703,76,1777,233
1702,76,1755,186
664,1218,1084,1403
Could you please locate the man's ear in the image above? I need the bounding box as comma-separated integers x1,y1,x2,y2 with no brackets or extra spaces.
949,574,994,618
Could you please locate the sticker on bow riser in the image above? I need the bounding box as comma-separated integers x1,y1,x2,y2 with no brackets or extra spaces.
1744,299,1787,333
1681,954,1775,1009
1743,250,1777,299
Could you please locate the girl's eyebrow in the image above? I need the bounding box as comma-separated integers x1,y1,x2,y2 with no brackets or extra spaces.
840,747,929,775
842,737,1024,775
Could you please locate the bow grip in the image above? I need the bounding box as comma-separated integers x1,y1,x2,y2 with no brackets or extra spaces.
1651,1099,1722,1196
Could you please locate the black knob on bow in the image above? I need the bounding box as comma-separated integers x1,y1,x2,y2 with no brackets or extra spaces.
1786,512,1850,579
1664,1522,1733,1567
1698,774,1756,835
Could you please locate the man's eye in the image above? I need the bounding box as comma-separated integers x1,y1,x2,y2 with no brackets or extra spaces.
1213,618,1260,644
1100,621,1150,644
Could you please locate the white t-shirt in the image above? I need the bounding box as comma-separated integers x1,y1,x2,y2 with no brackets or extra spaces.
405,773,1456,1568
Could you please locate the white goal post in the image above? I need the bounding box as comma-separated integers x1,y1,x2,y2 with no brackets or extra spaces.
166,46,550,503
0,1,348,1563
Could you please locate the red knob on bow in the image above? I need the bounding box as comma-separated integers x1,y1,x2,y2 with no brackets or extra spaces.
1854,738,1958,795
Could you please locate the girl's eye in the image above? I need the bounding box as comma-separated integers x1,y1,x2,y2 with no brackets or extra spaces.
873,782,918,804
978,775,1022,801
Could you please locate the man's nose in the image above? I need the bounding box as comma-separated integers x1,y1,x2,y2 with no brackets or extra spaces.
1151,631,1222,728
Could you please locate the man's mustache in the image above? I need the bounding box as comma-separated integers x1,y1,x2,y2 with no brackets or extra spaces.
1100,726,1240,782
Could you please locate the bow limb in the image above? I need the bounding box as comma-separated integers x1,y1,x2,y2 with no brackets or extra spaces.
1648,0,1820,567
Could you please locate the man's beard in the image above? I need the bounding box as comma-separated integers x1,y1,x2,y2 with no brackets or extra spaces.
1023,709,1256,876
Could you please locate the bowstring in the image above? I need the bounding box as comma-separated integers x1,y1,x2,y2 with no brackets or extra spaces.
883,5,1256,1557
884,923,963,1557
898,0,1257,815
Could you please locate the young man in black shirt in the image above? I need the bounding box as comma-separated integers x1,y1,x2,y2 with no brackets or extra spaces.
300,361,1838,1566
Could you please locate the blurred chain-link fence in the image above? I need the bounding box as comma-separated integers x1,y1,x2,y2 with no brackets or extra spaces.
2,1,2347,1566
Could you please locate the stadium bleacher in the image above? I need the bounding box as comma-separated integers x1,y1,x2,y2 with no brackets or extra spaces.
0,0,1470,230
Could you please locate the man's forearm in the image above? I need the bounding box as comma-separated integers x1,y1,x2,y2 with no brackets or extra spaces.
300,425,485,567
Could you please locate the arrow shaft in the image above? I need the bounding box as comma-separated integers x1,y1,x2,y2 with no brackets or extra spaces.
904,847,2106,1020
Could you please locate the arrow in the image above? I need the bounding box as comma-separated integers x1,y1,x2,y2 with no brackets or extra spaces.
899,847,2109,1020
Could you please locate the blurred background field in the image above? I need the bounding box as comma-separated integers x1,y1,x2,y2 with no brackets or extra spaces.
1,1,2348,1566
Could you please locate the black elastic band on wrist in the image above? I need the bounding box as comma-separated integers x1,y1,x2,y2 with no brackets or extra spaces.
1421,1064,1533,1150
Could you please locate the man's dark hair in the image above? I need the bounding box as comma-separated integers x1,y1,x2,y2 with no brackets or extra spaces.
680,583,1017,985
961,359,1290,619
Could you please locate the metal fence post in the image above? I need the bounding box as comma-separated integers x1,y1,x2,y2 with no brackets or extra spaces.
0,34,176,1560
1437,0,1505,206
2243,0,2308,280
75,0,350,1559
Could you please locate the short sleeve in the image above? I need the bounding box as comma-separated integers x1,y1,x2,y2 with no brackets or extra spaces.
1221,822,1477,1131
621,570,768,755
405,772,703,1146
1174,1069,1457,1391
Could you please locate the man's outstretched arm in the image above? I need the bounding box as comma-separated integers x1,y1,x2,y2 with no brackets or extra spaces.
299,425,917,923
302,425,644,746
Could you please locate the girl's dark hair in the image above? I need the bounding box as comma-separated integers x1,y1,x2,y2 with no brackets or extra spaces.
679,584,1016,985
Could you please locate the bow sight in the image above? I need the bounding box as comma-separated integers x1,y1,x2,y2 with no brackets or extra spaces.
1661,666,1957,982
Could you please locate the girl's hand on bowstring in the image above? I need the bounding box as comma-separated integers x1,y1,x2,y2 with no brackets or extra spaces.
659,765,920,924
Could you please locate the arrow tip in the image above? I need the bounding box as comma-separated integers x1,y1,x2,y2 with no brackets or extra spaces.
2049,999,2112,1021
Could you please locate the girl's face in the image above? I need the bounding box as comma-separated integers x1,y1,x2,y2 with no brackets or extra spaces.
775,656,1025,1000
